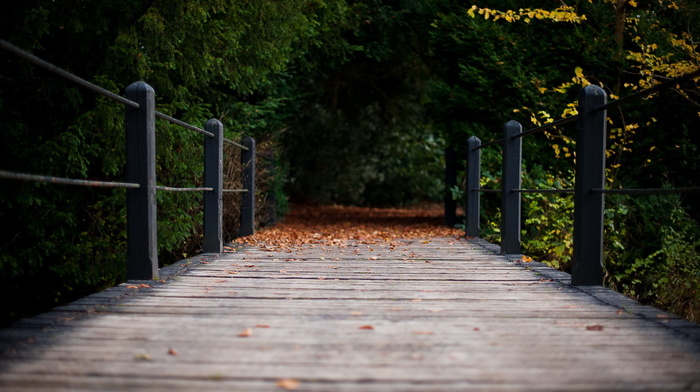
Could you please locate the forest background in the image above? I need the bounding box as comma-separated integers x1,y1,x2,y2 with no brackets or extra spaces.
1,0,698,325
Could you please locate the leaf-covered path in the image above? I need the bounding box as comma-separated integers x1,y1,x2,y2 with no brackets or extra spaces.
1,204,700,391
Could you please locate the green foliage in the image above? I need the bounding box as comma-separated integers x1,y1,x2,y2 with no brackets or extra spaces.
606,194,700,322
0,0,344,325
1,0,699,325
520,166,575,270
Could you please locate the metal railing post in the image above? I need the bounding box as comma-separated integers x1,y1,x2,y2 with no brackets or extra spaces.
572,85,607,286
501,120,522,254
125,81,158,280
203,118,223,253
239,136,256,237
466,136,481,237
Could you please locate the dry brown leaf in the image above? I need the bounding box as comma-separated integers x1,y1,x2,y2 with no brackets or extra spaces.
358,325,375,330
167,348,178,356
256,324,270,328
586,325,604,331
238,328,253,337
276,379,300,390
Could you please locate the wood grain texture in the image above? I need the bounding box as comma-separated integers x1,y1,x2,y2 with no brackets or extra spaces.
1,237,699,391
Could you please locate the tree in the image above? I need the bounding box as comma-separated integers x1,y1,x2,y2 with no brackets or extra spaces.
0,0,346,325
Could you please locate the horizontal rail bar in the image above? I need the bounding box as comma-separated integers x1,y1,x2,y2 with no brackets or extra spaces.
593,187,700,195
0,170,140,188
0,39,140,109
156,186,214,192
224,138,249,150
514,115,579,140
475,139,503,150
154,111,215,138
593,68,700,113
514,188,576,194
476,188,501,194
223,188,249,193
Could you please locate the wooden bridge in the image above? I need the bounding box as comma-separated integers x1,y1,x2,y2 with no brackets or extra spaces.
2,234,699,391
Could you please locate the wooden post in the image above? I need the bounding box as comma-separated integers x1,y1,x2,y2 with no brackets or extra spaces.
501,120,522,254
465,136,481,237
444,147,457,227
203,118,223,253
572,85,607,286
125,81,158,280
239,136,256,237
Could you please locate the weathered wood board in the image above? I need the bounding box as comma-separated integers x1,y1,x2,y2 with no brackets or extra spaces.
1,237,699,391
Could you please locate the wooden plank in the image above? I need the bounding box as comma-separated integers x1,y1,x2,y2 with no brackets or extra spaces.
1,237,699,391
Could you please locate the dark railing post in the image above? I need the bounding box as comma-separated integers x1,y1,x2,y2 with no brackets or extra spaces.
239,136,256,237
572,85,607,286
203,118,223,253
125,81,157,280
466,136,481,237
501,120,522,254
444,147,457,227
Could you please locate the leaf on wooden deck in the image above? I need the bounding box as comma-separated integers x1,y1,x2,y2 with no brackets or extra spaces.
238,328,253,337
586,325,604,331
167,348,178,356
276,378,300,390
233,204,464,250
358,325,374,330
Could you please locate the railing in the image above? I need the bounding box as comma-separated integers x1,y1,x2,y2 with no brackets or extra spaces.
462,69,700,286
0,39,256,280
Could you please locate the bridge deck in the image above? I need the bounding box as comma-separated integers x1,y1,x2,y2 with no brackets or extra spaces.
1,237,699,391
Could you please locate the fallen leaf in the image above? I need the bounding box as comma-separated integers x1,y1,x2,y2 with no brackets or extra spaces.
134,353,152,360
520,256,533,262
168,348,178,356
276,379,300,390
586,325,604,331
358,325,374,330
238,328,253,337
256,324,270,328
125,285,139,289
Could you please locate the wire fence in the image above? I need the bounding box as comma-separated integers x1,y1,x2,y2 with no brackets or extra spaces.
0,39,258,280
463,69,700,286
